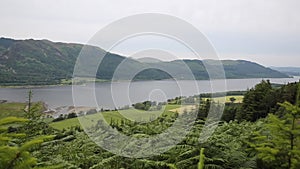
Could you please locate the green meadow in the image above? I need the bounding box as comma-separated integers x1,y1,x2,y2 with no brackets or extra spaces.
50,104,180,130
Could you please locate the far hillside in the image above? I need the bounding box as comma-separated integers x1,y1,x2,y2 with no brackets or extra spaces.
0,37,289,86
270,66,300,76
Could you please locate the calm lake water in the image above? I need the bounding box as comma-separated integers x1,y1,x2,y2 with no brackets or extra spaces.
0,77,299,110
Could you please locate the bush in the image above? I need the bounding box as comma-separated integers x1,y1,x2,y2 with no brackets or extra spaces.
67,112,77,119
52,114,65,122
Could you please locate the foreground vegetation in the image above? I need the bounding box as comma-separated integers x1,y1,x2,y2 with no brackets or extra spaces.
0,80,300,168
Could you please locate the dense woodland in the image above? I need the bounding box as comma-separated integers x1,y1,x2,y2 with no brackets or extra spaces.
0,80,300,169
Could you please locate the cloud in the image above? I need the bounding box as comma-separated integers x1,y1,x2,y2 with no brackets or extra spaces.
0,0,299,66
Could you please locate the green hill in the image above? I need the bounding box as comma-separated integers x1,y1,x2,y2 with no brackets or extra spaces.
270,66,300,76
0,37,289,85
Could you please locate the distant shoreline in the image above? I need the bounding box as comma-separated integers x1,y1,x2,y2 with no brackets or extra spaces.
0,76,297,89
0,83,70,89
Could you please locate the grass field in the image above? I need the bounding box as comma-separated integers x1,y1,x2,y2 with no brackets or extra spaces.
0,102,27,118
169,105,197,114
0,102,45,119
50,104,181,130
203,95,244,103
49,96,244,130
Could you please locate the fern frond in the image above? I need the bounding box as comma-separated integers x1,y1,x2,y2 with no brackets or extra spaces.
0,117,28,126
20,135,55,152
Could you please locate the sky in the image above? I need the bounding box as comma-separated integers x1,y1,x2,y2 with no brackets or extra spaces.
0,0,299,67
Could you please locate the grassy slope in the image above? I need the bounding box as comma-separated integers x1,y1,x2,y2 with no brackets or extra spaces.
0,102,45,118
0,102,26,118
50,105,180,130
207,95,244,103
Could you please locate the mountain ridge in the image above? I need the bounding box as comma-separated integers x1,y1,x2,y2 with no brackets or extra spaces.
0,37,289,86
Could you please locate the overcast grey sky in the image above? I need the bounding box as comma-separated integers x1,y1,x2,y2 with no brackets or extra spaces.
0,0,299,66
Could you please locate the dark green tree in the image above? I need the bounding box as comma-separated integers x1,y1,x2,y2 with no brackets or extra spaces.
198,99,211,119
229,97,236,103
237,80,273,121
221,103,238,122
249,83,300,169
22,90,53,137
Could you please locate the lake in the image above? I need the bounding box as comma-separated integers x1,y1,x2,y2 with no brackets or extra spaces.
0,77,299,111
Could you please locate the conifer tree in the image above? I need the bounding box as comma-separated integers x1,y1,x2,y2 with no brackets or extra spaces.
250,83,300,169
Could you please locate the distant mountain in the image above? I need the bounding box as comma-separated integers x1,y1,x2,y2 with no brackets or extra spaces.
270,66,300,76
137,57,162,63
0,37,289,86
